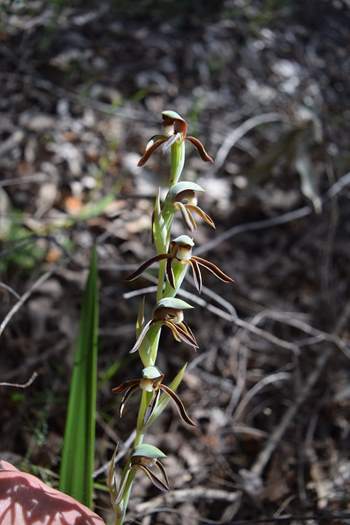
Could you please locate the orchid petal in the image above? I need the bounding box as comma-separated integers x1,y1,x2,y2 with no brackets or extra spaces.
189,259,202,293
155,458,170,487
126,253,170,281
163,320,182,343
120,384,139,417
112,379,140,394
177,321,199,348
166,257,175,289
174,322,199,349
192,256,234,283
138,136,167,167
144,389,161,424
137,464,169,492
177,201,197,231
186,204,215,229
160,384,196,427
162,133,182,153
186,135,214,163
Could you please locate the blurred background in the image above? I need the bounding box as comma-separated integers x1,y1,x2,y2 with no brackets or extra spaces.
1,0,350,523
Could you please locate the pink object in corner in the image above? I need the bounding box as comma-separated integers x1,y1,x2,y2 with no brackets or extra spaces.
0,461,106,525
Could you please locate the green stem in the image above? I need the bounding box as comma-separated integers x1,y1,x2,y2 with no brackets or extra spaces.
170,139,185,186
114,469,136,525
114,390,149,524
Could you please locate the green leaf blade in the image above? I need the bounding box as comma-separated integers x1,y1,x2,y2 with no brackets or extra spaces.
59,247,99,509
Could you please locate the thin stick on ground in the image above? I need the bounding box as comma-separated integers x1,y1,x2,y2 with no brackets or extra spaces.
195,171,350,257
0,372,38,388
0,270,53,338
213,112,284,174
251,348,331,479
134,487,241,514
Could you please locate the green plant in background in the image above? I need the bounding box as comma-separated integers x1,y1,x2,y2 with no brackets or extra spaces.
59,247,99,508
109,111,233,524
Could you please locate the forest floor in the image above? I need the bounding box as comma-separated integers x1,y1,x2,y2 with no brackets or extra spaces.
1,1,350,524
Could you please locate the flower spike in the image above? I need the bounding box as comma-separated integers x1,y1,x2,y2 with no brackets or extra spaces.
138,112,213,167
116,110,238,516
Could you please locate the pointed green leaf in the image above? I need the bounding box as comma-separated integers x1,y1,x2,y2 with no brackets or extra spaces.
59,247,99,509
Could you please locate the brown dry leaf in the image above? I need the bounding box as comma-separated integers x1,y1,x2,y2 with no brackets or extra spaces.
264,455,290,502
309,460,331,508
46,247,62,263
64,196,83,215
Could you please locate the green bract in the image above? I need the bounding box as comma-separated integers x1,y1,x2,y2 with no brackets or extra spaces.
142,366,161,379
168,181,205,198
132,444,166,459
173,235,194,247
156,297,193,310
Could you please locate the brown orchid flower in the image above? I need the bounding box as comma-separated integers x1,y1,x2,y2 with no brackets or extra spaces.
165,181,215,231
129,298,198,353
130,444,169,492
138,110,214,167
127,235,234,294
112,366,196,426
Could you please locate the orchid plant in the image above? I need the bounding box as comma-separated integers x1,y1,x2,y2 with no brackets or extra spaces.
109,111,233,524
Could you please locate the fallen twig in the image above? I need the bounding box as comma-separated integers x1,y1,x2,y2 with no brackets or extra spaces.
135,486,241,514
0,270,53,338
213,113,284,174
0,372,38,389
195,171,350,257
251,349,331,479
